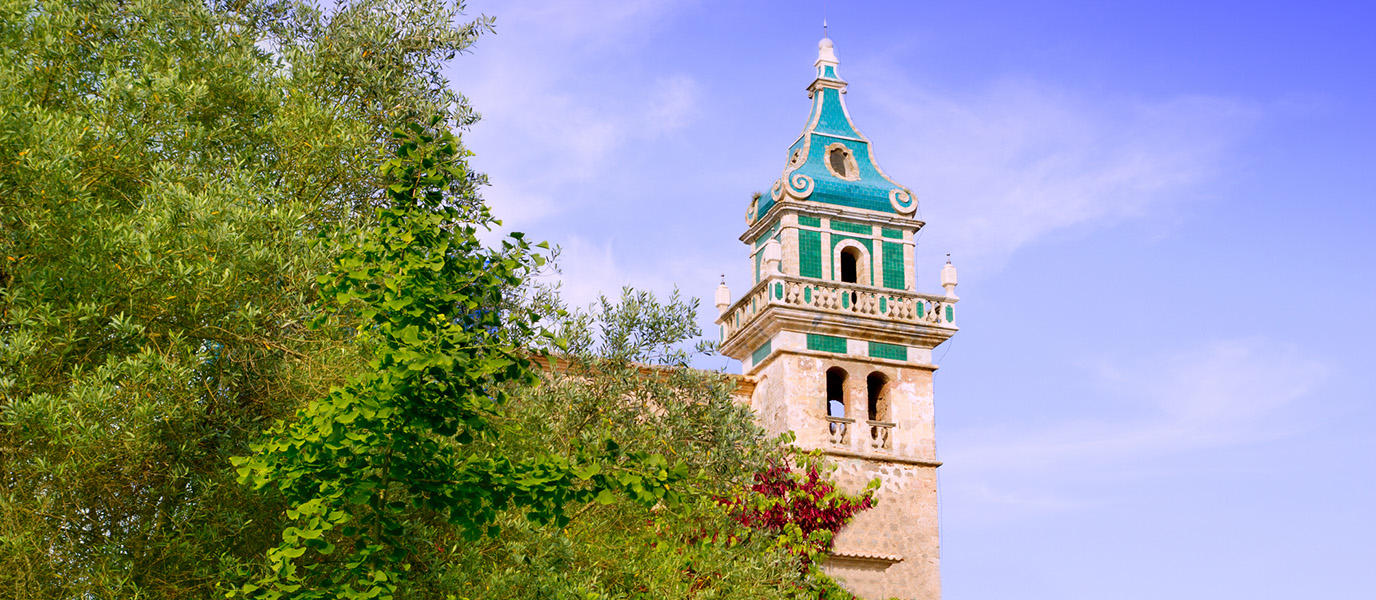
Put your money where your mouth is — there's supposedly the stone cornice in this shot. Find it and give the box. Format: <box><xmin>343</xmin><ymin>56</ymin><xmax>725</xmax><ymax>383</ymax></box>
<box><xmin>740</xmin><ymin>202</ymin><xmax>926</xmax><ymax>244</ymax></box>
<box><xmin>821</xmin><ymin>448</ymin><xmax>942</xmax><ymax>468</ymax></box>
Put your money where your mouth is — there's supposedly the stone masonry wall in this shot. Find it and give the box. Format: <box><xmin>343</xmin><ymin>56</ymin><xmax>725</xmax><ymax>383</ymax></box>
<box><xmin>745</xmin><ymin>351</ymin><xmax>942</xmax><ymax>599</ymax></box>
<box><xmin>826</xmin><ymin>459</ymin><xmax>940</xmax><ymax>600</ymax></box>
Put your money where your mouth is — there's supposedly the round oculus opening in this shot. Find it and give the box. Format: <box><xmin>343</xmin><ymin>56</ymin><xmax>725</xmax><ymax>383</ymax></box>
<box><xmin>829</xmin><ymin>147</ymin><xmax>849</xmax><ymax>178</ymax></box>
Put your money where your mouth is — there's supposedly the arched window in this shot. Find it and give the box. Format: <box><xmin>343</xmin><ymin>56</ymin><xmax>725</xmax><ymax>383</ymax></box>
<box><xmin>840</xmin><ymin>248</ymin><xmax>860</xmax><ymax>284</ymax></box>
<box><xmin>826</xmin><ymin>367</ymin><xmax>847</xmax><ymax>418</ymax></box>
<box><xmin>867</xmin><ymin>372</ymin><xmax>889</xmax><ymax>422</ymax></box>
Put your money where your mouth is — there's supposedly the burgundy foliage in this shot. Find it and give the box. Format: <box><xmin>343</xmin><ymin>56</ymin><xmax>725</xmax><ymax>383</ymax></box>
<box><xmin>723</xmin><ymin>457</ymin><xmax>876</xmax><ymax>564</ymax></box>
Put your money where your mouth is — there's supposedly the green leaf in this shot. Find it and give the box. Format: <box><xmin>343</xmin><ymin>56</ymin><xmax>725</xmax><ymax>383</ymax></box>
<box><xmin>571</xmin><ymin>463</ymin><xmax>601</xmax><ymax>480</ymax></box>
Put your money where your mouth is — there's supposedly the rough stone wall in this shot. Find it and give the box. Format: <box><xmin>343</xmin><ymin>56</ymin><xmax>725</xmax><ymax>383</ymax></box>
<box><xmin>826</xmin><ymin>459</ymin><xmax>940</xmax><ymax>600</ymax></box>
<box><xmin>747</xmin><ymin>351</ymin><xmax>942</xmax><ymax>599</ymax></box>
<box><xmin>748</xmin><ymin>353</ymin><xmax>829</xmax><ymax>447</ymax></box>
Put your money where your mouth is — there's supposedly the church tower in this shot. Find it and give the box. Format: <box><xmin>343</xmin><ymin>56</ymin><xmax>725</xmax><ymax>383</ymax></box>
<box><xmin>715</xmin><ymin>37</ymin><xmax>959</xmax><ymax>600</ymax></box>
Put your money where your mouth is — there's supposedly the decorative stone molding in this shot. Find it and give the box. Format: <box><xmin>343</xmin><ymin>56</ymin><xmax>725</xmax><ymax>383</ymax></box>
<box><xmin>824</xmin><ymin>142</ymin><xmax>861</xmax><ymax>181</ymax></box>
<box><xmin>828</xmin><ymin>550</ymin><xmax>904</xmax><ymax>566</ymax></box>
<box><xmin>888</xmin><ymin>187</ymin><xmax>917</xmax><ymax>214</ymax></box>
<box><xmin>769</xmin><ymin>172</ymin><xmax>816</xmax><ymax>203</ymax></box>
<box><xmin>787</xmin><ymin>172</ymin><xmax>815</xmax><ymax>199</ymax></box>
<box><xmin>822</xmin><ymin>448</ymin><xmax>942</xmax><ymax>468</ymax></box>
<box><xmin>718</xmin><ymin>275</ymin><xmax>958</xmax><ymax>345</ymax></box>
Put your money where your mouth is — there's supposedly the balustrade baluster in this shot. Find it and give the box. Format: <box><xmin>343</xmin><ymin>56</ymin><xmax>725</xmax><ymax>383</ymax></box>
<box><xmin>827</xmin><ymin>416</ymin><xmax>854</xmax><ymax>447</ymax></box>
<box><xmin>719</xmin><ymin>276</ymin><xmax>956</xmax><ymax>336</ymax></box>
<box><xmin>867</xmin><ymin>420</ymin><xmax>894</xmax><ymax>451</ymax></box>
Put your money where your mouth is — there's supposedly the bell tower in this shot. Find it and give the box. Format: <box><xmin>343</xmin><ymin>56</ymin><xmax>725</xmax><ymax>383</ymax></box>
<box><xmin>715</xmin><ymin>37</ymin><xmax>959</xmax><ymax>600</ymax></box>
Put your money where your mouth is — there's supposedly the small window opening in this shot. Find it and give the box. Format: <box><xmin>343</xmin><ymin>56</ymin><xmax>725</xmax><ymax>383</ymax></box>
<box><xmin>840</xmin><ymin>248</ymin><xmax>859</xmax><ymax>284</ymax></box>
<box><xmin>826</xmin><ymin>367</ymin><xmax>847</xmax><ymax>418</ymax></box>
<box><xmin>829</xmin><ymin>148</ymin><xmax>849</xmax><ymax>177</ymax></box>
<box><xmin>867</xmin><ymin>372</ymin><xmax>889</xmax><ymax>422</ymax></box>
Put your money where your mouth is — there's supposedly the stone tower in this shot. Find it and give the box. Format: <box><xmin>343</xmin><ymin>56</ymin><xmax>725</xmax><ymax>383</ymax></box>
<box><xmin>714</xmin><ymin>37</ymin><xmax>959</xmax><ymax>600</ymax></box>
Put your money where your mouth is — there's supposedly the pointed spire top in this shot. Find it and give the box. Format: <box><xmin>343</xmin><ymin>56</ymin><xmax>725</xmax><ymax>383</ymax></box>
<box><xmin>743</xmin><ymin>36</ymin><xmax>918</xmax><ymax>220</ymax></box>
<box><xmin>817</xmin><ymin>35</ymin><xmax>838</xmax><ymax>67</ymax></box>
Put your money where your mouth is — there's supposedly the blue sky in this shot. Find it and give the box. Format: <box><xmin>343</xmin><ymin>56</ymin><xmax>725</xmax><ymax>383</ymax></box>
<box><xmin>447</xmin><ymin>1</ymin><xmax>1375</xmax><ymax>597</ymax></box>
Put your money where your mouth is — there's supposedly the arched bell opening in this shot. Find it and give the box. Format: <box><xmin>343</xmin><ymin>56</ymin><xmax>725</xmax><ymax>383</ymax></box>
<box><xmin>866</xmin><ymin>371</ymin><xmax>895</xmax><ymax>451</ymax></box>
<box><xmin>867</xmin><ymin>372</ymin><xmax>890</xmax><ymax>422</ymax></box>
<box><xmin>826</xmin><ymin>366</ymin><xmax>852</xmax><ymax>446</ymax></box>
<box><xmin>826</xmin><ymin>367</ymin><xmax>848</xmax><ymax>418</ymax></box>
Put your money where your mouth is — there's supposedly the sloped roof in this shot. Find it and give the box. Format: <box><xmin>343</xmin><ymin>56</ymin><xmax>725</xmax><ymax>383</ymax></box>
<box><xmin>751</xmin><ymin>38</ymin><xmax>918</xmax><ymax>223</ymax></box>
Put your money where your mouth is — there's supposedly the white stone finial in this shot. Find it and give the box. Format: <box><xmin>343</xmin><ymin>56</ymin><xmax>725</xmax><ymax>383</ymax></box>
<box><xmin>940</xmin><ymin>254</ymin><xmax>958</xmax><ymax>299</ymax></box>
<box><xmin>714</xmin><ymin>275</ymin><xmax>731</xmax><ymax>315</ymax></box>
<box><xmin>762</xmin><ymin>239</ymin><xmax>783</xmax><ymax>276</ymax></box>
<box><xmin>817</xmin><ymin>36</ymin><xmax>838</xmax><ymax>66</ymax></box>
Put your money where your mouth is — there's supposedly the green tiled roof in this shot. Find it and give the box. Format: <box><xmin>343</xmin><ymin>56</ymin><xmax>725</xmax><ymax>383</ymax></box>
<box><xmin>750</xmin><ymin>41</ymin><xmax>917</xmax><ymax>222</ymax></box>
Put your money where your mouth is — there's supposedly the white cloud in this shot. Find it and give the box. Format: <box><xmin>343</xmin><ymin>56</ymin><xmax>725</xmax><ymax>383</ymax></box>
<box><xmin>468</xmin><ymin>53</ymin><xmax>1260</xmax><ymax>303</ymax></box>
<box><xmin>942</xmin><ymin>338</ymin><xmax>1331</xmax><ymax>515</ymax></box>
<box><xmin>550</xmin><ymin>235</ymin><xmax>689</xmax><ymax>310</ymax></box>
<box><xmin>851</xmin><ymin>72</ymin><xmax>1262</xmax><ymax>274</ymax></box>
<box><xmin>454</xmin><ymin>0</ymin><xmax>700</xmax><ymax>228</ymax></box>
<box><xmin>464</xmin><ymin>68</ymin><xmax>702</xmax><ymax>243</ymax></box>
<box><xmin>549</xmin><ymin>236</ymin><xmax>625</xmax><ymax>309</ymax></box>
<box><xmin>643</xmin><ymin>75</ymin><xmax>699</xmax><ymax>135</ymax></box>
<box><xmin>450</xmin><ymin>3</ymin><xmax>1270</xmax><ymax>370</ymax></box>
<box><xmin>487</xmin><ymin>0</ymin><xmax>686</xmax><ymax>46</ymax></box>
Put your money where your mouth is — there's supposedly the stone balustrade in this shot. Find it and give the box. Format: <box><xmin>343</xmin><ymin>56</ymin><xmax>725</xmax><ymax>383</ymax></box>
<box><xmin>826</xmin><ymin>417</ymin><xmax>896</xmax><ymax>454</ymax></box>
<box><xmin>827</xmin><ymin>416</ymin><xmax>854</xmax><ymax>446</ymax></box>
<box><xmin>867</xmin><ymin>420</ymin><xmax>894</xmax><ymax>451</ymax></box>
<box><xmin>721</xmin><ymin>275</ymin><xmax>957</xmax><ymax>341</ymax></box>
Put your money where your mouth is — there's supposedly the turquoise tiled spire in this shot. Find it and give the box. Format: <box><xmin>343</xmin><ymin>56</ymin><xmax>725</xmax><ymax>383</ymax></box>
<box><xmin>749</xmin><ymin>37</ymin><xmax>918</xmax><ymax>222</ymax></box>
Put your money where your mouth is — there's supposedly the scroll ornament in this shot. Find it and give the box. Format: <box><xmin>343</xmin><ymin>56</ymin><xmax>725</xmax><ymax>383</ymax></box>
<box><xmin>889</xmin><ymin>187</ymin><xmax>917</xmax><ymax>214</ymax></box>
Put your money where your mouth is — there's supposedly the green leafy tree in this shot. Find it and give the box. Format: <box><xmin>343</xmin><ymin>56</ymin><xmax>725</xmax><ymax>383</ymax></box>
<box><xmin>436</xmin><ymin>288</ymin><xmax>877</xmax><ymax>599</ymax></box>
<box><xmin>0</xmin><ymin>1</ymin><xmax>881</xmax><ymax>598</ymax></box>
<box><xmin>0</xmin><ymin>0</ymin><xmax>499</xmax><ymax>597</ymax></box>
<box><xmin>230</xmin><ymin>124</ymin><xmax>687</xmax><ymax>600</ymax></box>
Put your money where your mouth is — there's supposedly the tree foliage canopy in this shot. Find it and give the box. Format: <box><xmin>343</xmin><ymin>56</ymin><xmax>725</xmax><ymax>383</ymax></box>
<box><xmin>230</xmin><ymin>124</ymin><xmax>688</xmax><ymax>600</ymax></box>
<box><xmin>0</xmin><ymin>1</ymin><xmax>880</xmax><ymax>599</ymax></box>
<box><xmin>431</xmin><ymin>287</ymin><xmax>876</xmax><ymax>600</ymax></box>
<box><xmin>0</xmin><ymin>0</ymin><xmax>497</xmax><ymax>596</ymax></box>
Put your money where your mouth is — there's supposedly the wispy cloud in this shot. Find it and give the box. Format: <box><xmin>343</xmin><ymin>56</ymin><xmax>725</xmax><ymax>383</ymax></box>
<box><xmin>643</xmin><ymin>75</ymin><xmax>699</xmax><ymax>135</ymax></box>
<box><xmin>852</xmin><ymin>71</ymin><xmax>1262</xmax><ymax>274</ymax></box>
<box><xmin>942</xmin><ymin>338</ymin><xmax>1331</xmax><ymax>516</ymax></box>
<box><xmin>548</xmin><ymin>236</ymin><xmax>632</xmax><ymax>309</ymax></box>
<box><xmin>455</xmin><ymin>0</ymin><xmax>700</xmax><ymax>228</ymax></box>
<box><xmin>487</xmin><ymin>0</ymin><xmax>687</xmax><ymax>47</ymax></box>
<box><xmin>453</xmin><ymin>2</ymin><xmax>1264</xmax><ymax>336</ymax></box>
